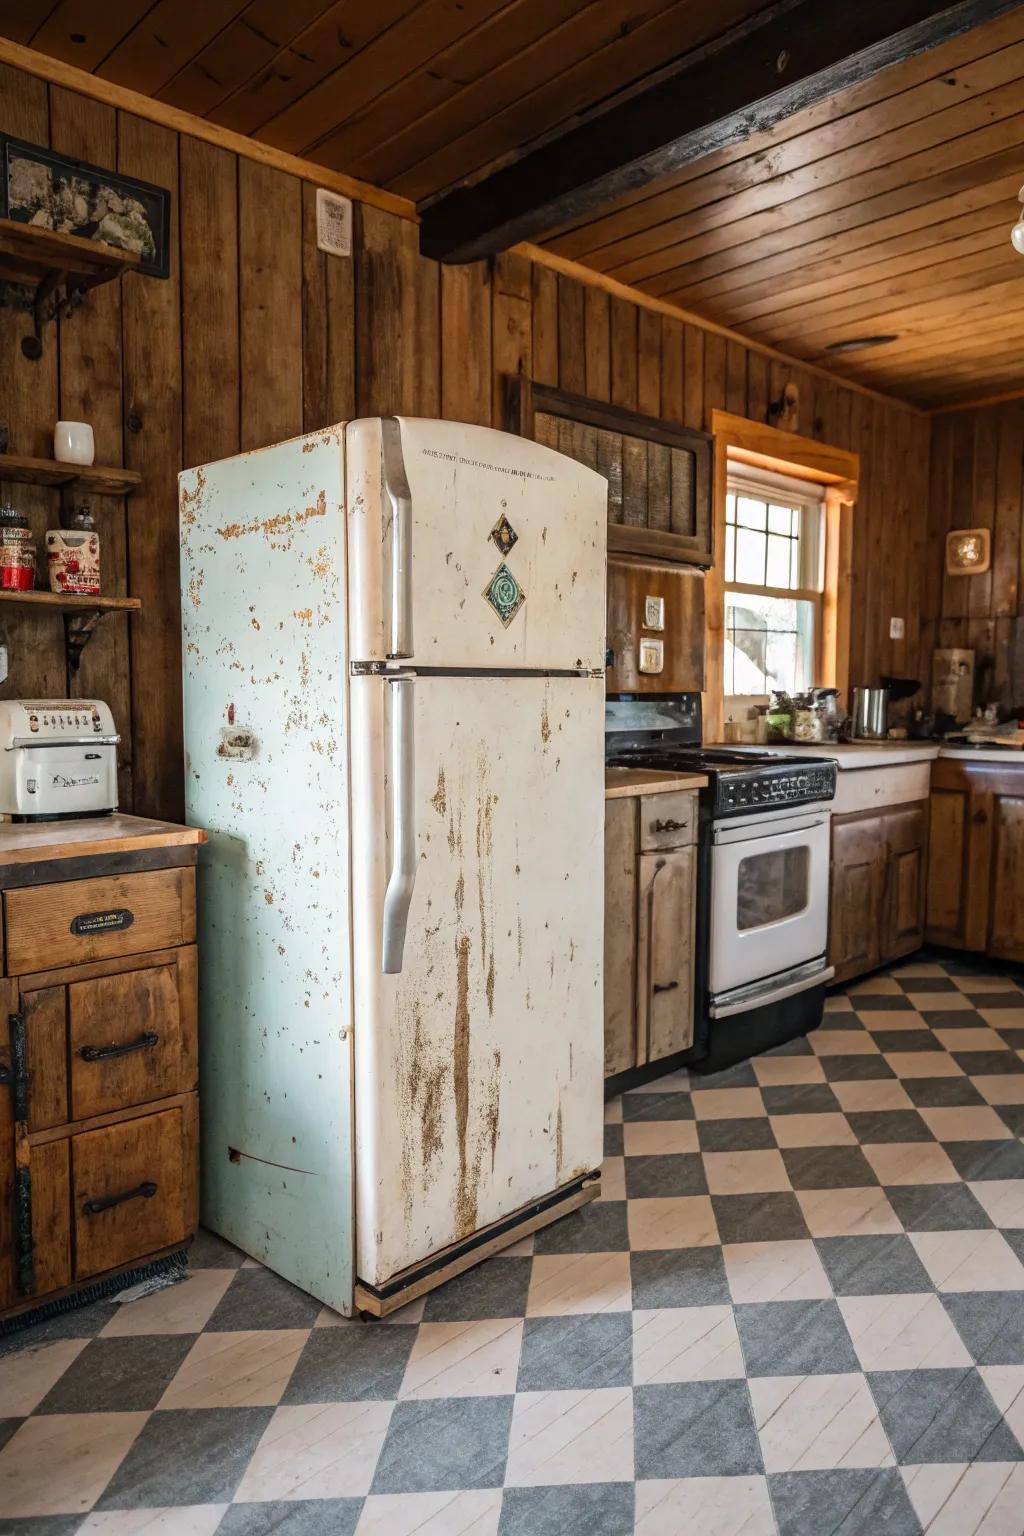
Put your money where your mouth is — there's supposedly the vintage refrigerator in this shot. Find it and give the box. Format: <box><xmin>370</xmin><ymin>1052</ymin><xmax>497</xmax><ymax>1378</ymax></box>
<box><xmin>179</xmin><ymin>417</ymin><xmax>607</xmax><ymax>1315</ymax></box>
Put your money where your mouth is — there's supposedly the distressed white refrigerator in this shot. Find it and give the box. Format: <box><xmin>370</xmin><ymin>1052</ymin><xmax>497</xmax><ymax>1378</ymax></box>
<box><xmin>179</xmin><ymin>417</ymin><xmax>607</xmax><ymax>1315</ymax></box>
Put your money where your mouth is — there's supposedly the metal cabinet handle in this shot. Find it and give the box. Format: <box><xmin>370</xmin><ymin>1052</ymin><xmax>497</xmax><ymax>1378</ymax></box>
<box><xmin>653</xmin><ymin>980</ymin><xmax>679</xmax><ymax>994</ymax></box>
<box><xmin>654</xmin><ymin>818</ymin><xmax>686</xmax><ymax>833</ymax></box>
<box><xmin>382</xmin><ymin>674</ymin><xmax>416</xmax><ymax>974</ymax></box>
<box><xmin>83</xmin><ymin>1181</ymin><xmax>158</xmax><ymax>1216</ymax></box>
<box><xmin>382</xmin><ymin>417</ymin><xmax>413</xmax><ymax>659</ymax></box>
<box><xmin>79</xmin><ymin>1031</ymin><xmax>158</xmax><ymax>1063</ymax></box>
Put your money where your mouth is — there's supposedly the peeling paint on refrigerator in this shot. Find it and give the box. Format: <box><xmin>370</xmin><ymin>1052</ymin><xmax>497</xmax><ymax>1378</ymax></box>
<box><xmin>180</xmin><ymin>418</ymin><xmax>607</xmax><ymax>1314</ymax></box>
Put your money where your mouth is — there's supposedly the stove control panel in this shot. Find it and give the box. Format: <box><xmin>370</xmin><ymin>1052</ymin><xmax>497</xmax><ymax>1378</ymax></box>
<box><xmin>715</xmin><ymin>762</ymin><xmax>837</xmax><ymax>817</ymax></box>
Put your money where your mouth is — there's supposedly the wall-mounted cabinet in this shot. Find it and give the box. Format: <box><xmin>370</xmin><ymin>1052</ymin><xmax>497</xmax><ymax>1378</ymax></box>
<box><xmin>927</xmin><ymin>758</ymin><xmax>1024</xmax><ymax>963</ymax></box>
<box><xmin>505</xmin><ymin>378</ymin><xmax>715</xmax><ymax>568</ymax></box>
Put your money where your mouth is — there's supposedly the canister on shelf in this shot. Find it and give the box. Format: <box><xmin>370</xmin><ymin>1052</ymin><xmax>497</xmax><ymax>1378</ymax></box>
<box><xmin>46</xmin><ymin>503</ymin><xmax>101</xmax><ymax>596</ymax></box>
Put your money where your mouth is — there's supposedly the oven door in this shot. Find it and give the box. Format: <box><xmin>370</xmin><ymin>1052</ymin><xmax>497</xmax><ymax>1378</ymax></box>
<box><xmin>709</xmin><ymin>805</ymin><xmax>831</xmax><ymax>1005</ymax></box>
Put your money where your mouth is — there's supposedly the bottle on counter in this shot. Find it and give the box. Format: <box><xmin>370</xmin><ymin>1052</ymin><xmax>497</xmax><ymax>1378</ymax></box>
<box><xmin>0</xmin><ymin>504</ymin><xmax>35</xmax><ymax>591</ymax></box>
<box><xmin>47</xmin><ymin>503</ymin><xmax>101</xmax><ymax>596</ymax></box>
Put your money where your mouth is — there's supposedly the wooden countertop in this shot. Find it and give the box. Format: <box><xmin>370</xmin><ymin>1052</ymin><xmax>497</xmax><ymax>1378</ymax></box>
<box><xmin>605</xmin><ymin>767</ymin><xmax>707</xmax><ymax>799</ymax></box>
<box><xmin>0</xmin><ymin>814</ymin><xmax>207</xmax><ymax>865</ymax></box>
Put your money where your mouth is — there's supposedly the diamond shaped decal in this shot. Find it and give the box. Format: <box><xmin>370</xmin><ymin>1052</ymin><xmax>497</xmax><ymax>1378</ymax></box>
<box><xmin>483</xmin><ymin>562</ymin><xmax>525</xmax><ymax>628</ymax></box>
<box><xmin>490</xmin><ymin>512</ymin><xmax>519</xmax><ymax>556</ymax></box>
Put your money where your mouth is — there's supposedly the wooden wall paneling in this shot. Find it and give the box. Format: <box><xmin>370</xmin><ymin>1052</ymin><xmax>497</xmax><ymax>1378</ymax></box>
<box><xmin>746</xmin><ymin>351</ymin><xmax>768</xmax><ymax>425</ymax></box>
<box><xmin>413</xmin><ymin>248</ymin><xmax>441</xmax><ymax>419</ymax></box>
<box><xmin>440</xmin><ymin>261</ymin><xmax>491</xmax><ymax>427</ymax></box>
<box><xmin>584</xmin><ymin>286</ymin><xmax>610</xmax><ymax>402</ymax></box>
<box><xmin>0</xmin><ymin>65</ymin><xmax>65</xmax><ymax>706</ymax></box>
<box><xmin>355</xmin><ymin>203</ymin><xmax>419</xmax><ymax>417</ymax></box>
<box><xmin>181</xmin><ymin>138</ymin><xmax>240</xmax><ymax>463</ymax></box>
<box><xmin>557</xmin><ymin>276</ymin><xmax>586</xmax><ymax>396</ymax></box>
<box><xmin>970</xmin><ymin>409</ymin><xmax>998</xmax><ymax>636</ymax></box>
<box><xmin>943</xmin><ymin>412</ymin><xmax>975</xmax><ymax>625</ymax></box>
<box><xmin>703</xmin><ymin>334</ymin><xmax>727</xmax><ymax>423</ymax></box>
<box><xmin>725</xmin><ymin>340</ymin><xmax>746</xmax><ymax>417</ymax></box>
<box><xmin>301</xmin><ymin>178</ymin><xmax>355</xmax><ymax>432</ymax></box>
<box><xmin>530</xmin><ymin>263</ymin><xmax>558</xmax><ymax>387</ymax></box>
<box><xmin>491</xmin><ymin>251</ymin><xmax>532</xmax><ymax>427</ymax></box>
<box><xmin>49</xmin><ymin>85</ymin><xmax>133</xmax><ymax>805</ymax></box>
<box><xmin>119</xmin><ymin>112</ymin><xmax>184</xmax><ymax>822</ymax></box>
<box><xmin>238</xmin><ymin>159</ymin><xmax>303</xmax><ymax>449</ymax></box>
<box><xmin>992</xmin><ymin>402</ymin><xmax>1023</xmax><ymax>620</ymax></box>
<box><xmin>846</xmin><ymin>392</ymin><xmax>868</xmax><ymax>685</ymax></box>
<box><xmin>609</xmin><ymin>297</ymin><xmax>637</xmax><ymax>411</ymax></box>
<box><xmin>660</xmin><ymin>317</ymin><xmax>683</xmax><ymax>425</ymax></box>
<box><xmin>682</xmin><ymin>325</ymin><xmax>704</xmax><ymax>431</ymax></box>
<box><xmin>637</xmin><ymin>308</ymin><xmax>661</xmax><ymax>418</ymax></box>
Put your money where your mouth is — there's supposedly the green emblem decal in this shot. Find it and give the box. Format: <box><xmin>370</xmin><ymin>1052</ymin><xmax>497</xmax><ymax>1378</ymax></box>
<box><xmin>483</xmin><ymin>562</ymin><xmax>525</xmax><ymax>627</ymax></box>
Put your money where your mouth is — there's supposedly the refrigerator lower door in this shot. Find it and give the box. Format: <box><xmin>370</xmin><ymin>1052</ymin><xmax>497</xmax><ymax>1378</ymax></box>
<box><xmin>350</xmin><ymin>672</ymin><xmax>605</xmax><ymax>1289</ymax></box>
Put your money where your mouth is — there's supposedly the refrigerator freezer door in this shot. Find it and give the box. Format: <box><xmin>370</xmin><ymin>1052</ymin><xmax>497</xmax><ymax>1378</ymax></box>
<box><xmin>347</xmin><ymin>417</ymin><xmax>607</xmax><ymax>671</ymax></box>
<box><xmin>350</xmin><ymin>672</ymin><xmax>605</xmax><ymax>1289</ymax></box>
<box><xmin>179</xmin><ymin>428</ymin><xmax>356</xmax><ymax>1312</ymax></box>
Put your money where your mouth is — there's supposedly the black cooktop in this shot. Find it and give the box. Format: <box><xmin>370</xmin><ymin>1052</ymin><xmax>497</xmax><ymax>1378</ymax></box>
<box><xmin>606</xmin><ymin>745</ymin><xmax>830</xmax><ymax>774</ymax></box>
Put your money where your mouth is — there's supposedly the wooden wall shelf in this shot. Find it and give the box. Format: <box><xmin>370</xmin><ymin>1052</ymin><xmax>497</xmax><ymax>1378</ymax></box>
<box><xmin>0</xmin><ymin>218</ymin><xmax>141</xmax><ymax>360</ymax></box>
<box><xmin>0</xmin><ymin>453</ymin><xmax>141</xmax><ymax>497</ymax></box>
<box><xmin>0</xmin><ymin>590</ymin><xmax>142</xmax><ymax>673</ymax></box>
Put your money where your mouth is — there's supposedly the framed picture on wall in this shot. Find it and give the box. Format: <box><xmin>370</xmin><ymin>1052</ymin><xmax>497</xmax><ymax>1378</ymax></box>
<box><xmin>0</xmin><ymin>134</ymin><xmax>171</xmax><ymax>279</ymax></box>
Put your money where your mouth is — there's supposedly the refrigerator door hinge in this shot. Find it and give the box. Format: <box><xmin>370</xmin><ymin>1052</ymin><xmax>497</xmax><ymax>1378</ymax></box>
<box><xmin>351</xmin><ymin>661</ymin><xmax>391</xmax><ymax>675</ymax></box>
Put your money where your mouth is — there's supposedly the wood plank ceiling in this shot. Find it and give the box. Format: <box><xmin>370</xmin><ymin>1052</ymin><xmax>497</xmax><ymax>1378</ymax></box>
<box><xmin>4</xmin><ymin>1</ymin><xmax>1024</xmax><ymax>409</ymax></box>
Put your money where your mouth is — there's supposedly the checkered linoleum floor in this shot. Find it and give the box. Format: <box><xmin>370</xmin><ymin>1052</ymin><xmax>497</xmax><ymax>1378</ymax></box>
<box><xmin>7</xmin><ymin>960</ymin><xmax>1024</xmax><ymax>1532</ymax></box>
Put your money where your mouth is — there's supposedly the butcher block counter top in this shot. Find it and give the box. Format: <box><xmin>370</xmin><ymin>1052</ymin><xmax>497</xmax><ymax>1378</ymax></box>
<box><xmin>605</xmin><ymin>768</ymin><xmax>708</xmax><ymax>798</ymax></box>
<box><xmin>0</xmin><ymin>814</ymin><xmax>206</xmax><ymax>867</ymax></box>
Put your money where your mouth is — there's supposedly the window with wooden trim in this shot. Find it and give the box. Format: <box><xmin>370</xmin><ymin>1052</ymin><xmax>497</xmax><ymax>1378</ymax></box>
<box><xmin>724</xmin><ymin>462</ymin><xmax>825</xmax><ymax>698</ymax></box>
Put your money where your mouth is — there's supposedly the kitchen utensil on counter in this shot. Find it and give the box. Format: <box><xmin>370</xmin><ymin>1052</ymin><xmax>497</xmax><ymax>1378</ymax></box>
<box><xmin>852</xmin><ymin>686</ymin><xmax>889</xmax><ymax>739</ymax></box>
<box><xmin>53</xmin><ymin>420</ymin><xmax>94</xmax><ymax>466</ymax></box>
<box><xmin>0</xmin><ymin>700</ymin><xmax>118</xmax><ymax>818</ymax></box>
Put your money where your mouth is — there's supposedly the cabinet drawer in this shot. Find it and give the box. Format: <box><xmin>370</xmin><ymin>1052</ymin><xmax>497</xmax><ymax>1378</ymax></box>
<box><xmin>638</xmin><ymin>791</ymin><xmax>697</xmax><ymax>850</ymax></box>
<box><xmin>5</xmin><ymin>869</ymin><xmax>195</xmax><ymax>975</ymax></box>
<box><xmin>72</xmin><ymin>1107</ymin><xmax>189</xmax><ymax>1279</ymax></box>
<box><xmin>69</xmin><ymin>956</ymin><xmax>196</xmax><ymax>1120</ymax></box>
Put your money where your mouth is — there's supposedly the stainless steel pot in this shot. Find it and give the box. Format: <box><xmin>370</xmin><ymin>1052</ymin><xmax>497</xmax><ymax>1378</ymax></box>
<box><xmin>852</xmin><ymin>687</ymin><xmax>889</xmax><ymax>739</ymax></box>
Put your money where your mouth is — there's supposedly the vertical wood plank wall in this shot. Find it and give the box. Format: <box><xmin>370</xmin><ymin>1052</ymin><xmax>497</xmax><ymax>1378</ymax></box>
<box><xmin>0</xmin><ymin>64</ymin><xmax>929</xmax><ymax>820</ymax></box>
<box><xmin>926</xmin><ymin>403</ymin><xmax>1024</xmax><ymax>706</ymax></box>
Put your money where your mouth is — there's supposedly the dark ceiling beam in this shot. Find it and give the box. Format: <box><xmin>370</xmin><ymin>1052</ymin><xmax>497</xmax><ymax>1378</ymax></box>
<box><xmin>419</xmin><ymin>0</ymin><xmax>1022</xmax><ymax>264</ymax></box>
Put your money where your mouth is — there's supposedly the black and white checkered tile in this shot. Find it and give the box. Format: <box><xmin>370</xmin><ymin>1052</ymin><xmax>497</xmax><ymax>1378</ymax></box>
<box><xmin>4</xmin><ymin>955</ymin><xmax>1024</xmax><ymax>1534</ymax></box>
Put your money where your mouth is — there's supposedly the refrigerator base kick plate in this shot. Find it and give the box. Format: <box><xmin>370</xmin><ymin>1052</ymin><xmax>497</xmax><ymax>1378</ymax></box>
<box><xmin>353</xmin><ymin>1173</ymin><xmax>599</xmax><ymax>1318</ymax></box>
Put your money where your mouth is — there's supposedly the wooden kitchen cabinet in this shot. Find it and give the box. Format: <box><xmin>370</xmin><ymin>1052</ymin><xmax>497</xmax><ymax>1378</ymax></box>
<box><xmin>829</xmin><ymin>804</ymin><xmax>927</xmax><ymax>985</ymax></box>
<box><xmin>0</xmin><ymin>817</ymin><xmax>205</xmax><ymax>1321</ymax></box>
<box><xmin>927</xmin><ymin>758</ymin><xmax>1024</xmax><ymax>962</ymax></box>
<box><xmin>603</xmin><ymin>788</ymin><xmax>698</xmax><ymax>1079</ymax></box>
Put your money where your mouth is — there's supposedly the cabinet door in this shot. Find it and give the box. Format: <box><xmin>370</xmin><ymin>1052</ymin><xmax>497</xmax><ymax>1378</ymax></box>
<box><xmin>69</xmin><ymin>954</ymin><xmax>197</xmax><ymax>1120</ymax></box>
<box><xmin>0</xmin><ymin>1007</ymin><xmax>71</xmax><ymax>1312</ymax></box>
<box><xmin>926</xmin><ymin>787</ymin><xmax>970</xmax><ymax>947</ymax></box>
<box><xmin>829</xmin><ymin>815</ymin><xmax>884</xmax><ymax>984</ymax></box>
<box><xmin>883</xmin><ymin>805</ymin><xmax>927</xmax><ymax>962</ymax></box>
<box><xmin>637</xmin><ymin>848</ymin><xmax>696</xmax><ymax>1063</ymax></box>
<box><xmin>72</xmin><ymin>1105</ymin><xmax>191</xmax><ymax>1280</ymax></box>
<box><xmin>604</xmin><ymin>800</ymin><xmax>638</xmax><ymax>1076</ymax></box>
<box><xmin>989</xmin><ymin>792</ymin><xmax>1024</xmax><ymax>963</ymax></box>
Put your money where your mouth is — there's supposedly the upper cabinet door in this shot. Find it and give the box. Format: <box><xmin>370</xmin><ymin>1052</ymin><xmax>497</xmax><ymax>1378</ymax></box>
<box><xmin>346</xmin><ymin>417</ymin><xmax>607</xmax><ymax>670</ymax></box>
<box><xmin>505</xmin><ymin>380</ymin><xmax>715</xmax><ymax>569</ymax></box>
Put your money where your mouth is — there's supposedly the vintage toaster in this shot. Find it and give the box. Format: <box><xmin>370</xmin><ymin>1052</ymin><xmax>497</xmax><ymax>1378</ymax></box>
<box><xmin>0</xmin><ymin>700</ymin><xmax>119</xmax><ymax>820</ymax></box>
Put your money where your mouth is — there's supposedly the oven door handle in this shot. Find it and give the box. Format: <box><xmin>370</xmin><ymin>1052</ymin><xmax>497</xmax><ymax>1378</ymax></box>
<box><xmin>713</xmin><ymin>812</ymin><xmax>830</xmax><ymax>845</ymax></box>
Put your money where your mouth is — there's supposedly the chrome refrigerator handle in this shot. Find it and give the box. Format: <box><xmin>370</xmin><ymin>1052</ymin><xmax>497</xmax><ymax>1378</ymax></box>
<box><xmin>381</xmin><ymin>416</ymin><xmax>413</xmax><ymax>659</ymax></box>
<box><xmin>382</xmin><ymin>674</ymin><xmax>416</xmax><ymax>973</ymax></box>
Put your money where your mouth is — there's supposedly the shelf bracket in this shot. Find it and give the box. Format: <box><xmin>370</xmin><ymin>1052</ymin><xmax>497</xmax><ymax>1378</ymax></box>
<box><xmin>64</xmin><ymin>608</ymin><xmax>107</xmax><ymax>673</ymax></box>
<box><xmin>0</xmin><ymin>270</ymin><xmax>107</xmax><ymax>361</ymax></box>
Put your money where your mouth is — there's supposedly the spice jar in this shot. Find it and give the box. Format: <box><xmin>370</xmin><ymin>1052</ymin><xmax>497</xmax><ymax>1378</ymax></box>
<box><xmin>0</xmin><ymin>506</ymin><xmax>35</xmax><ymax>590</ymax></box>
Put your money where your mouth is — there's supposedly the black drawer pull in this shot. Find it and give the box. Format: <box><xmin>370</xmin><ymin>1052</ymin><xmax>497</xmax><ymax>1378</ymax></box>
<box><xmin>653</xmin><ymin>980</ymin><xmax>680</xmax><ymax>994</ymax></box>
<box><xmin>83</xmin><ymin>1180</ymin><xmax>158</xmax><ymax>1216</ymax></box>
<box><xmin>653</xmin><ymin>818</ymin><xmax>686</xmax><ymax>832</ymax></box>
<box><xmin>79</xmin><ymin>1031</ymin><xmax>159</xmax><ymax>1063</ymax></box>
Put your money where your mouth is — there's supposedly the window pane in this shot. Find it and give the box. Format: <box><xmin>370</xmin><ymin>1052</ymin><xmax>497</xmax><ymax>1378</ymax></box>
<box><xmin>791</xmin><ymin>539</ymin><xmax>801</xmax><ymax>590</ymax></box>
<box><xmin>735</xmin><ymin>527</ymin><xmax>766</xmax><ymax>584</ymax></box>
<box><xmin>736</xmin><ymin>496</ymin><xmax>767</xmax><ymax>530</ymax></box>
<box><xmin>768</xmin><ymin>504</ymin><xmax>794</xmax><ymax>536</ymax></box>
<box><xmin>766</xmin><ymin>533</ymin><xmax>794</xmax><ymax>589</ymax></box>
<box><xmin>725</xmin><ymin>524</ymin><xmax>735</xmax><ymax>583</ymax></box>
<box><xmin>724</xmin><ymin>592</ymin><xmax>815</xmax><ymax>696</ymax></box>
<box><xmin>726</xmin><ymin>491</ymin><xmax>737</xmax><ymax>525</ymax></box>
<box><xmin>737</xmin><ymin>847</ymin><xmax>809</xmax><ymax>931</ymax></box>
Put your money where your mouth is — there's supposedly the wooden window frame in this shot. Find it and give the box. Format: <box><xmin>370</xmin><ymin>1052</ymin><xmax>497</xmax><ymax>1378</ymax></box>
<box><xmin>706</xmin><ymin>411</ymin><xmax>859</xmax><ymax>742</ymax></box>
<box><xmin>503</xmin><ymin>375</ymin><xmax>715</xmax><ymax>568</ymax></box>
